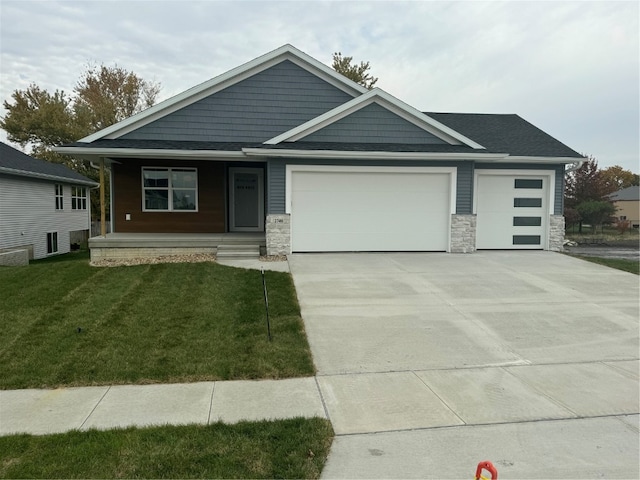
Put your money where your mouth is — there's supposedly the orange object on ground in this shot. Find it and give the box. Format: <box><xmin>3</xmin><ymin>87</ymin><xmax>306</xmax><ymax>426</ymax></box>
<box><xmin>475</xmin><ymin>460</ymin><xmax>498</xmax><ymax>480</ymax></box>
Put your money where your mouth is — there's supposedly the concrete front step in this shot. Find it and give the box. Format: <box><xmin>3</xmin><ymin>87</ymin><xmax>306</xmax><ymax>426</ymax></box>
<box><xmin>216</xmin><ymin>244</ymin><xmax>261</xmax><ymax>259</ymax></box>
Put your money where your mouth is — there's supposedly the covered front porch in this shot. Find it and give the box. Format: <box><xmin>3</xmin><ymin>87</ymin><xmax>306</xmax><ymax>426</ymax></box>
<box><xmin>88</xmin><ymin>232</ymin><xmax>266</xmax><ymax>261</ymax></box>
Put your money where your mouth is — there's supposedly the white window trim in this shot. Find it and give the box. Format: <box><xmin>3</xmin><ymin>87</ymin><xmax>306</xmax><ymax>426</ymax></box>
<box><xmin>71</xmin><ymin>186</ymin><xmax>87</xmax><ymax>210</ymax></box>
<box><xmin>55</xmin><ymin>184</ymin><xmax>64</xmax><ymax>210</ymax></box>
<box><xmin>46</xmin><ymin>231</ymin><xmax>58</xmax><ymax>255</ymax></box>
<box><xmin>141</xmin><ymin>167</ymin><xmax>199</xmax><ymax>212</ymax></box>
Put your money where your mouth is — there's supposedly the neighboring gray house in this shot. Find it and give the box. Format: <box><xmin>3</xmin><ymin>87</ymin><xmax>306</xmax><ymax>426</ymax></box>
<box><xmin>56</xmin><ymin>45</ymin><xmax>584</xmax><ymax>261</ymax></box>
<box><xmin>0</xmin><ymin>142</ymin><xmax>98</xmax><ymax>260</ymax></box>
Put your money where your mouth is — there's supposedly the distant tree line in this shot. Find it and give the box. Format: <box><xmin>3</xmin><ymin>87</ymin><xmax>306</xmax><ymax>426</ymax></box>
<box><xmin>564</xmin><ymin>156</ymin><xmax>639</xmax><ymax>233</ymax></box>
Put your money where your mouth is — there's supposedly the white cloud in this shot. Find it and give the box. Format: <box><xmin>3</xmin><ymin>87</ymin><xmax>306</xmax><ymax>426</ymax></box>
<box><xmin>1</xmin><ymin>0</ymin><xmax>637</xmax><ymax>171</ymax></box>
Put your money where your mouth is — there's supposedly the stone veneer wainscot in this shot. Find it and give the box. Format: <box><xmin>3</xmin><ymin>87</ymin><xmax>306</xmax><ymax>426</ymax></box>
<box><xmin>266</xmin><ymin>214</ymin><xmax>291</xmax><ymax>256</ymax></box>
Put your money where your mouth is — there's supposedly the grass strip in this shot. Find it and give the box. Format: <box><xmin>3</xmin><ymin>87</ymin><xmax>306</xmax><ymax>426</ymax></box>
<box><xmin>0</xmin><ymin>417</ymin><xmax>334</xmax><ymax>479</ymax></box>
<box><xmin>570</xmin><ymin>255</ymin><xmax>639</xmax><ymax>275</ymax></box>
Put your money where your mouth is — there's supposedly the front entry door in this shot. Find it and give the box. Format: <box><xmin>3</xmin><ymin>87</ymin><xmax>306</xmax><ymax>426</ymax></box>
<box><xmin>229</xmin><ymin>168</ymin><xmax>264</xmax><ymax>232</ymax></box>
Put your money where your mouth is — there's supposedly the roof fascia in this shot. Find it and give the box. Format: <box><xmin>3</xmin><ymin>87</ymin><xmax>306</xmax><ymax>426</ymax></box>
<box><xmin>243</xmin><ymin>147</ymin><xmax>506</xmax><ymax>161</ymax></box>
<box><xmin>79</xmin><ymin>45</ymin><xmax>367</xmax><ymax>143</ymax></box>
<box><xmin>495</xmin><ymin>155</ymin><xmax>587</xmax><ymax>164</ymax></box>
<box><xmin>264</xmin><ymin>88</ymin><xmax>486</xmax><ymax>149</ymax></box>
<box><xmin>0</xmin><ymin>166</ymin><xmax>98</xmax><ymax>186</ymax></box>
<box><xmin>54</xmin><ymin>146</ymin><xmax>253</xmax><ymax>161</ymax></box>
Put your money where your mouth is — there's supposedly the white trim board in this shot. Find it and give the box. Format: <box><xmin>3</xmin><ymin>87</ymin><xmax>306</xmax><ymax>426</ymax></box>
<box><xmin>244</xmin><ymin>148</ymin><xmax>506</xmax><ymax>161</ymax></box>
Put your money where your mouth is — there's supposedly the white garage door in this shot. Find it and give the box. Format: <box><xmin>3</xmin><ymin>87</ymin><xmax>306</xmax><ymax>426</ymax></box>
<box><xmin>290</xmin><ymin>169</ymin><xmax>452</xmax><ymax>252</ymax></box>
<box><xmin>476</xmin><ymin>174</ymin><xmax>549</xmax><ymax>249</ymax></box>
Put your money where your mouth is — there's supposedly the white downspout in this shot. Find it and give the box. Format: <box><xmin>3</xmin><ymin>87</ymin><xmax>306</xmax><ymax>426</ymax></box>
<box><xmin>564</xmin><ymin>159</ymin><xmax>585</xmax><ymax>174</ymax></box>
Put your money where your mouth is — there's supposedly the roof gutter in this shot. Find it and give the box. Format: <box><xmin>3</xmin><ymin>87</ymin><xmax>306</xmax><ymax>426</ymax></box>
<box><xmin>54</xmin><ymin>146</ymin><xmax>248</xmax><ymax>159</ymax></box>
<box><xmin>242</xmin><ymin>148</ymin><xmax>509</xmax><ymax>161</ymax></box>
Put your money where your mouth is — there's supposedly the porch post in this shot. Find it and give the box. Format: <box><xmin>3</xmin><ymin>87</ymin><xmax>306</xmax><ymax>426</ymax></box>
<box><xmin>100</xmin><ymin>158</ymin><xmax>106</xmax><ymax>236</ymax></box>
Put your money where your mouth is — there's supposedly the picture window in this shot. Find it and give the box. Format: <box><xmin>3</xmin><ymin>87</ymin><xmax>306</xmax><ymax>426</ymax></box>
<box><xmin>142</xmin><ymin>168</ymin><xmax>198</xmax><ymax>211</ymax></box>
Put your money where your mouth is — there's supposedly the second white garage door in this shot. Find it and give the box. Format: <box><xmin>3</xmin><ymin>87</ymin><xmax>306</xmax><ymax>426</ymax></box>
<box><xmin>475</xmin><ymin>172</ymin><xmax>551</xmax><ymax>249</ymax></box>
<box><xmin>289</xmin><ymin>167</ymin><xmax>453</xmax><ymax>252</ymax></box>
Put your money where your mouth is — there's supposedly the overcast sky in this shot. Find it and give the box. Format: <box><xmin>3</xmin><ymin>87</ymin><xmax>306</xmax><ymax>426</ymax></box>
<box><xmin>1</xmin><ymin>0</ymin><xmax>638</xmax><ymax>172</ymax></box>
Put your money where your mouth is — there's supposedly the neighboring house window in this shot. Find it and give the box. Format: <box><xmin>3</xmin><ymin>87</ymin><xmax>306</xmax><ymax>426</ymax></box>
<box><xmin>55</xmin><ymin>184</ymin><xmax>63</xmax><ymax>210</ymax></box>
<box><xmin>47</xmin><ymin>232</ymin><xmax>58</xmax><ymax>254</ymax></box>
<box><xmin>142</xmin><ymin>168</ymin><xmax>198</xmax><ymax>211</ymax></box>
<box><xmin>71</xmin><ymin>187</ymin><xmax>87</xmax><ymax>210</ymax></box>
<box><xmin>619</xmin><ymin>215</ymin><xmax>627</xmax><ymax>220</ymax></box>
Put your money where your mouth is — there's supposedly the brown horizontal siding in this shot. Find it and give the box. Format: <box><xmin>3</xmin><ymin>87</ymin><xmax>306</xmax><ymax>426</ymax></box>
<box><xmin>113</xmin><ymin>159</ymin><xmax>225</xmax><ymax>233</ymax></box>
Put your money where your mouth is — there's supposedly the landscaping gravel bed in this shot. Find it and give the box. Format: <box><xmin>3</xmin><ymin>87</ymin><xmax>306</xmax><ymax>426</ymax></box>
<box><xmin>91</xmin><ymin>254</ymin><xmax>288</xmax><ymax>267</ymax></box>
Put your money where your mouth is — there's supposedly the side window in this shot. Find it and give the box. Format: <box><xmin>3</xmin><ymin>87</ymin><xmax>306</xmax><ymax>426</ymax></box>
<box><xmin>47</xmin><ymin>232</ymin><xmax>58</xmax><ymax>254</ymax></box>
<box><xmin>72</xmin><ymin>187</ymin><xmax>87</xmax><ymax>210</ymax></box>
<box><xmin>55</xmin><ymin>184</ymin><xmax>63</xmax><ymax>210</ymax></box>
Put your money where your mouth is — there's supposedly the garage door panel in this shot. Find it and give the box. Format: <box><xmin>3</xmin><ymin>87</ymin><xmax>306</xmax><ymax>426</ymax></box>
<box><xmin>476</xmin><ymin>174</ymin><xmax>548</xmax><ymax>250</ymax></box>
<box><xmin>291</xmin><ymin>170</ymin><xmax>450</xmax><ymax>252</ymax></box>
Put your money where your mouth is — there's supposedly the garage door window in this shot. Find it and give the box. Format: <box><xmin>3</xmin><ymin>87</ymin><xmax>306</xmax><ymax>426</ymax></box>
<box><xmin>514</xmin><ymin>198</ymin><xmax>542</xmax><ymax>208</ymax></box>
<box><xmin>513</xmin><ymin>235</ymin><xmax>541</xmax><ymax>245</ymax></box>
<box><xmin>513</xmin><ymin>216</ymin><xmax>542</xmax><ymax>226</ymax></box>
<box><xmin>514</xmin><ymin>179</ymin><xmax>543</xmax><ymax>189</ymax></box>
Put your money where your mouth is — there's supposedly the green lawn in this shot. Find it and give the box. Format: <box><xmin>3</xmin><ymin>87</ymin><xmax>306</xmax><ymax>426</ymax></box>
<box><xmin>0</xmin><ymin>418</ymin><xmax>334</xmax><ymax>479</ymax></box>
<box><xmin>570</xmin><ymin>255</ymin><xmax>640</xmax><ymax>275</ymax></box>
<box><xmin>0</xmin><ymin>252</ymin><xmax>315</xmax><ymax>389</ymax></box>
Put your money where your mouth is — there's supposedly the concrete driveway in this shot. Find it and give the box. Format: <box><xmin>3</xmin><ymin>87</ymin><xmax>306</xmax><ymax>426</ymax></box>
<box><xmin>288</xmin><ymin>252</ymin><xmax>639</xmax><ymax>479</ymax></box>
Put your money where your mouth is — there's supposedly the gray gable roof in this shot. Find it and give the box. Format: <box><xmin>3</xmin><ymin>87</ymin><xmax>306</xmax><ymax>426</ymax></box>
<box><xmin>53</xmin><ymin>45</ymin><xmax>584</xmax><ymax>162</ymax></box>
<box><xmin>61</xmin><ymin>113</ymin><xmax>584</xmax><ymax>160</ymax></box>
<box><xmin>610</xmin><ymin>185</ymin><xmax>640</xmax><ymax>201</ymax></box>
<box><xmin>425</xmin><ymin>113</ymin><xmax>583</xmax><ymax>158</ymax></box>
<box><xmin>0</xmin><ymin>142</ymin><xmax>98</xmax><ymax>186</ymax></box>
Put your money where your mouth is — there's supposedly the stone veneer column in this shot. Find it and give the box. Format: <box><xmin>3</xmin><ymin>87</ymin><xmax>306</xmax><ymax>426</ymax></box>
<box><xmin>266</xmin><ymin>214</ymin><xmax>291</xmax><ymax>256</ymax></box>
<box><xmin>450</xmin><ymin>214</ymin><xmax>477</xmax><ymax>253</ymax></box>
<box><xmin>549</xmin><ymin>215</ymin><xmax>565</xmax><ymax>251</ymax></box>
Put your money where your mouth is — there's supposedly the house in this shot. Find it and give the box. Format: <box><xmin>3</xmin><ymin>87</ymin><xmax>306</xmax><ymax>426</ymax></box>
<box><xmin>610</xmin><ymin>185</ymin><xmax>640</xmax><ymax>229</ymax></box>
<box><xmin>55</xmin><ymin>44</ymin><xmax>584</xmax><ymax>261</ymax></box>
<box><xmin>0</xmin><ymin>142</ymin><xmax>98</xmax><ymax>263</ymax></box>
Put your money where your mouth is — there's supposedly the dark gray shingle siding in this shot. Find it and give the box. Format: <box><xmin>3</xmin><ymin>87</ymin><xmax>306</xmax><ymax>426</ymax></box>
<box><xmin>267</xmin><ymin>160</ymin><xmax>286</xmax><ymax>214</ymax></box>
<box><xmin>456</xmin><ymin>162</ymin><xmax>474</xmax><ymax>214</ymax></box>
<box><xmin>122</xmin><ymin>60</ymin><xmax>354</xmax><ymax>143</ymax></box>
<box><xmin>301</xmin><ymin>103</ymin><xmax>447</xmax><ymax>144</ymax></box>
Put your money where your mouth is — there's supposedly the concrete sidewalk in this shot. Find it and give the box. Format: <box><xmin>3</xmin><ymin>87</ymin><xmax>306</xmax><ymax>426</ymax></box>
<box><xmin>0</xmin><ymin>377</ymin><xmax>325</xmax><ymax>436</ymax></box>
<box><xmin>3</xmin><ymin>360</ymin><xmax>637</xmax><ymax>437</ymax></box>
